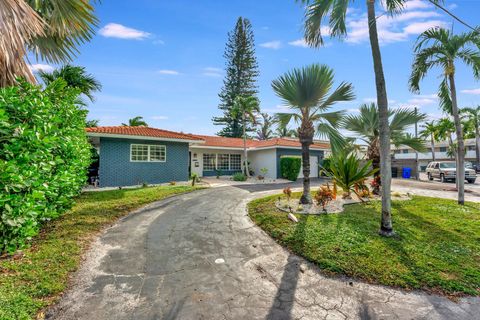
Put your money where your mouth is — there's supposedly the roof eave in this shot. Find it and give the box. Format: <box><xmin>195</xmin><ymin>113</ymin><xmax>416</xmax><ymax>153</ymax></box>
<box><xmin>86</xmin><ymin>132</ymin><xmax>205</xmax><ymax>144</ymax></box>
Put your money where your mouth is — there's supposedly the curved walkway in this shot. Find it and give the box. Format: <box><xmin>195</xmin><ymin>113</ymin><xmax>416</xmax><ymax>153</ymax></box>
<box><xmin>49</xmin><ymin>186</ymin><xmax>479</xmax><ymax>320</ymax></box>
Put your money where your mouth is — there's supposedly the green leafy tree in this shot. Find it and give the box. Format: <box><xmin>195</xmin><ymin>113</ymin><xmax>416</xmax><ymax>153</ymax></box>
<box><xmin>212</xmin><ymin>17</ymin><xmax>259</xmax><ymax>137</ymax></box>
<box><xmin>272</xmin><ymin>63</ymin><xmax>355</xmax><ymax>204</ymax></box>
<box><xmin>420</xmin><ymin>121</ymin><xmax>440</xmax><ymax>161</ymax></box>
<box><xmin>38</xmin><ymin>65</ymin><xmax>101</xmax><ymax>103</ymax></box>
<box><xmin>0</xmin><ymin>80</ymin><xmax>91</xmax><ymax>252</ymax></box>
<box><xmin>122</xmin><ymin>116</ymin><xmax>148</xmax><ymax>127</ymax></box>
<box><xmin>231</xmin><ymin>95</ymin><xmax>260</xmax><ymax>177</ymax></box>
<box><xmin>461</xmin><ymin>106</ymin><xmax>480</xmax><ymax>164</ymax></box>
<box><xmin>341</xmin><ymin>103</ymin><xmax>426</xmax><ymax>171</ymax></box>
<box><xmin>0</xmin><ymin>0</ymin><xmax>98</xmax><ymax>87</ymax></box>
<box><xmin>256</xmin><ymin>113</ymin><xmax>275</xmax><ymax>140</ymax></box>
<box><xmin>409</xmin><ymin>27</ymin><xmax>480</xmax><ymax>205</ymax></box>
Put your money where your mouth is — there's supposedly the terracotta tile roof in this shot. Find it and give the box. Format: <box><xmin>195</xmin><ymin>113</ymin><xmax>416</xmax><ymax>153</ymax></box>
<box><xmin>86</xmin><ymin>126</ymin><xmax>204</xmax><ymax>141</ymax></box>
<box><xmin>192</xmin><ymin>135</ymin><xmax>329</xmax><ymax>150</ymax></box>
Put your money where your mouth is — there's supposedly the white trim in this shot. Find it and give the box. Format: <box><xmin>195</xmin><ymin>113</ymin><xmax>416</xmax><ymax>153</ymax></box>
<box><xmin>250</xmin><ymin>146</ymin><xmax>328</xmax><ymax>151</ymax></box>
<box><xmin>130</xmin><ymin>144</ymin><xmax>166</xmax><ymax>162</ymax></box>
<box><xmin>87</xmin><ymin>132</ymin><xmax>203</xmax><ymax>144</ymax></box>
<box><xmin>191</xmin><ymin>145</ymin><xmax>328</xmax><ymax>152</ymax></box>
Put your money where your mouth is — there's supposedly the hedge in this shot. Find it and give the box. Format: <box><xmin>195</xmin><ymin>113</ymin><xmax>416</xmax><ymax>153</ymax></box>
<box><xmin>0</xmin><ymin>80</ymin><xmax>91</xmax><ymax>253</ymax></box>
<box><xmin>280</xmin><ymin>157</ymin><xmax>301</xmax><ymax>181</ymax></box>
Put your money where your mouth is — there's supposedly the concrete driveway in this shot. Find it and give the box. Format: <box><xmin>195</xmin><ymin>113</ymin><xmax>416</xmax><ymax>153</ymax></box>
<box><xmin>49</xmin><ymin>186</ymin><xmax>479</xmax><ymax>320</ymax></box>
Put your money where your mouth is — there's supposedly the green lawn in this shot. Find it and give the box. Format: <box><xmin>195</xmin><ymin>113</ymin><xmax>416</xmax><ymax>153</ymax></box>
<box><xmin>0</xmin><ymin>185</ymin><xmax>202</xmax><ymax>320</ymax></box>
<box><xmin>248</xmin><ymin>194</ymin><xmax>480</xmax><ymax>297</ymax></box>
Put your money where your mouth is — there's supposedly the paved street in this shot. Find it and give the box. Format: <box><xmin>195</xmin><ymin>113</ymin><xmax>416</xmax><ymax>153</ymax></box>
<box><xmin>49</xmin><ymin>186</ymin><xmax>479</xmax><ymax>320</ymax></box>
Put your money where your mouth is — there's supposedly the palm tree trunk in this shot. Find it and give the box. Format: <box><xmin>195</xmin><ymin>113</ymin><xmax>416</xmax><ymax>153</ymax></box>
<box><xmin>243</xmin><ymin>112</ymin><xmax>250</xmax><ymax>177</ymax></box>
<box><xmin>367</xmin><ymin>0</ymin><xmax>393</xmax><ymax>236</ymax></box>
<box><xmin>431</xmin><ymin>135</ymin><xmax>436</xmax><ymax>161</ymax></box>
<box><xmin>299</xmin><ymin>120</ymin><xmax>314</xmax><ymax>204</ymax></box>
<box><xmin>448</xmin><ymin>73</ymin><xmax>465</xmax><ymax>205</ymax></box>
<box><xmin>475</xmin><ymin>128</ymin><xmax>480</xmax><ymax>165</ymax></box>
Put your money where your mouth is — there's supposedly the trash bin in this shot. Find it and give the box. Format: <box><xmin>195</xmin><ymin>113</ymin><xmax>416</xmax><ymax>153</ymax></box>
<box><xmin>402</xmin><ymin>167</ymin><xmax>411</xmax><ymax>179</ymax></box>
<box><xmin>391</xmin><ymin>167</ymin><xmax>398</xmax><ymax>178</ymax></box>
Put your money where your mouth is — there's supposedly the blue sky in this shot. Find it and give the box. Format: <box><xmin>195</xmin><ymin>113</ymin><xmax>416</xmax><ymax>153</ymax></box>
<box><xmin>31</xmin><ymin>0</ymin><xmax>480</xmax><ymax>136</ymax></box>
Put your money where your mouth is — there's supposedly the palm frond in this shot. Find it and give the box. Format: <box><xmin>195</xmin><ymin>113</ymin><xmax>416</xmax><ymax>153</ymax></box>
<box><xmin>317</xmin><ymin>81</ymin><xmax>355</xmax><ymax>111</ymax></box>
<box><xmin>438</xmin><ymin>77</ymin><xmax>452</xmax><ymax>114</ymax></box>
<box><xmin>389</xmin><ymin>107</ymin><xmax>426</xmax><ymax>132</ymax></box>
<box><xmin>391</xmin><ymin>133</ymin><xmax>427</xmax><ymax>152</ymax></box>
<box><xmin>0</xmin><ymin>0</ymin><xmax>45</xmax><ymax>86</ymax></box>
<box><xmin>316</xmin><ymin>122</ymin><xmax>346</xmax><ymax>153</ymax></box>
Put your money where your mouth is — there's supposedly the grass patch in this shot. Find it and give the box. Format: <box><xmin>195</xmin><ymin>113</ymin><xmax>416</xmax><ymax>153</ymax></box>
<box><xmin>0</xmin><ymin>185</ymin><xmax>202</xmax><ymax>320</ymax></box>
<box><xmin>248</xmin><ymin>194</ymin><xmax>480</xmax><ymax>297</ymax></box>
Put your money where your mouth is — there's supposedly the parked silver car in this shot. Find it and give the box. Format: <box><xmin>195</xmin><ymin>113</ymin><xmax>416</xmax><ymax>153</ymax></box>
<box><xmin>426</xmin><ymin>161</ymin><xmax>477</xmax><ymax>184</ymax></box>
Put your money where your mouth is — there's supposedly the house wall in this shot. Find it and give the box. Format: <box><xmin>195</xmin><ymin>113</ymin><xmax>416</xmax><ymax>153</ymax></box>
<box><xmin>99</xmin><ymin>137</ymin><xmax>189</xmax><ymax>187</ymax></box>
<box><xmin>276</xmin><ymin>148</ymin><xmax>325</xmax><ymax>179</ymax></box>
<box><xmin>248</xmin><ymin>149</ymin><xmax>277</xmax><ymax>179</ymax></box>
<box><xmin>189</xmin><ymin>147</ymin><xmax>244</xmax><ymax>177</ymax></box>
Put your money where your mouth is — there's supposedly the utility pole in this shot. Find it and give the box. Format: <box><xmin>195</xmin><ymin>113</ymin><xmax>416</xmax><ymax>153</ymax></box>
<box><xmin>415</xmin><ymin>107</ymin><xmax>419</xmax><ymax>180</ymax></box>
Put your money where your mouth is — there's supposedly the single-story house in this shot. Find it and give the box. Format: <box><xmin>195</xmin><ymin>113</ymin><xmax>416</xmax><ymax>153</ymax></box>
<box><xmin>86</xmin><ymin>126</ymin><xmax>330</xmax><ymax>187</ymax></box>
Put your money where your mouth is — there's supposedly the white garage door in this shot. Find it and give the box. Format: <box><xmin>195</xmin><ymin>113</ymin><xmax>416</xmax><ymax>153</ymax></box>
<box><xmin>298</xmin><ymin>156</ymin><xmax>319</xmax><ymax>178</ymax></box>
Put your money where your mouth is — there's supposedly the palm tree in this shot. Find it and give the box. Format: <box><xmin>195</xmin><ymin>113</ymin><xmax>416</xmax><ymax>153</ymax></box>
<box><xmin>0</xmin><ymin>0</ymin><xmax>98</xmax><ymax>87</ymax></box>
<box><xmin>462</xmin><ymin>106</ymin><xmax>480</xmax><ymax>165</ymax></box>
<box><xmin>409</xmin><ymin>27</ymin><xmax>480</xmax><ymax>205</ymax></box>
<box><xmin>38</xmin><ymin>65</ymin><xmax>101</xmax><ymax>103</ymax></box>
<box><xmin>272</xmin><ymin>64</ymin><xmax>355</xmax><ymax>204</ymax></box>
<box><xmin>275</xmin><ymin>126</ymin><xmax>297</xmax><ymax>138</ymax></box>
<box><xmin>296</xmin><ymin>0</ymin><xmax>425</xmax><ymax>236</ymax></box>
<box><xmin>86</xmin><ymin>119</ymin><xmax>99</xmax><ymax>127</ymax></box>
<box><xmin>341</xmin><ymin>103</ymin><xmax>426</xmax><ymax>171</ymax></box>
<box><xmin>232</xmin><ymin>95</ymin><xmax>260</xmax><ymax>177</ymax></box>
<box><xmin>122</xmin><ymin>116</ymin><xmax>148</xmax><ymax>127</ymax></box>
<box><xmin>420</xmin><ymin>121</ymin><xmax>439</xmax><ymax>162</ymax></box>
<box><xmin>256</xmin><ymin>113</ymin><xmax>275</xmax><ymax>140</ymax></box>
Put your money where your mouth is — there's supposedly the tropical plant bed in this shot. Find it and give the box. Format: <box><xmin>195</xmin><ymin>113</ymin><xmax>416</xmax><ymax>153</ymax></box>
<box><xmin>248</xmin><ymin>193</ymin><xmax>480</xmax><ymax>297</ymax></box>
<box><xmin>0</xmin><ymin>185</ymin><xmax>203</xmax><ymax>320</ymax></box>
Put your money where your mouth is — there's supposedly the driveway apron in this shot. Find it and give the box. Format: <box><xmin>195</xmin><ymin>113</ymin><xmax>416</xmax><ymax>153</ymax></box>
<box><xmin>49</xmin><ymin>187</ymin><xmax>480</xmax><ymax>320</ymax></box>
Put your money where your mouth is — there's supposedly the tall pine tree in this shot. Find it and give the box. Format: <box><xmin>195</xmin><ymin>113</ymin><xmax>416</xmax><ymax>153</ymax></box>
<box><xmin>212</xmin><ymin>17</ymin><xmax>259</xmax><ymax>137</ymax></box>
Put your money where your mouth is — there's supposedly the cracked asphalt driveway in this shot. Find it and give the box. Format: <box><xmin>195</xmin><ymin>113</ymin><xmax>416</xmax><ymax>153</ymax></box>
<box><xmin>49</xmin><ymin>186</ymin><xmax>479</xmax><ymax>320</ymax></box>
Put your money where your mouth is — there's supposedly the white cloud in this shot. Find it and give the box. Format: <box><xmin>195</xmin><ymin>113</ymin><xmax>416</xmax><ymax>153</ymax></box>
<box><xmin>263</xmin><ymin>105</ymin><xmax>291</xmax><ymax>113</ymax></box>
<box><xmin>461</xmin><ymin>88</ymin><xmax>480</xmax><ymax>95</ymax></box>
<box><xmin>151</xmin><ymin>116</ymin><xmax>168</xmax><ymax>120</ymax></box>
<box><xmin>29</xmin><ymin>64</ymin><xmax>54</xmax><ymax>73</ymax></box>
<box><xmin>346</xmin><ymin>108</ymin><xmax>360</xmax><ymax>113</ymax></box>
<box><xmin>288</xmin><ymin>39</ymin><xmax>309</xmax><ymax>48</ymax></box>
<box><xmin>260</xmin><ymin>40</ymin><xmax>282</xmax><ymax>49</ymax></box>
<box><xmin>402</xmin><ymin>0</ymin><xmax>431</xmax><ymax>11</ymax></box>
<box><xmin>157</xmin><ymin>69</ymin><xmax>180</xmax><ymax>75</ymax></box>
<box><xmin>408</xmin><ymin>98</ymin><xmax>436</xmax><ymax>106</ymax></box>
<box><xmin>153</xmin><ymin>39</ymin><xmax>165</xmax><ymax>45</ymax></box>
<box><xmin>202</xmin><ymin>67</ymin><xmax>222</xmax><ymax>77</ymax></box>
<box><xmin>99</xmin><ymin>23</ymin><xmax>151</xmax><ymax>40</ymax></box>
<box><xmin>345</xmin><ymin>7</ymin><xmax>447</xmax><ymax>44</ymax></box>
<box><xmin>403</xmin><ymin>20</ymin><xmax>447</xmax><ymax>34</ymax></box>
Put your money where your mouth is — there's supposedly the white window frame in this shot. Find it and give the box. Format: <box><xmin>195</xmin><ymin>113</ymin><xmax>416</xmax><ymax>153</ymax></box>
<box><xmin>130</xmin><ymin>144</ymin><xmax>166</xmax><ymax>162</ymax></box>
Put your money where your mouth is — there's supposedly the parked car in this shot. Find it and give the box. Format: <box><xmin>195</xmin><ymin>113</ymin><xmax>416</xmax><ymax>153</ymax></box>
<box><xmin>473</xmin><ymin>164</ymin><xmax>480</xmax><ymax>173</ymax></box>
<box><xmin>426</xmin><ymin>161</ymin><xmax>477</xmax><ymax>183</ymax></box>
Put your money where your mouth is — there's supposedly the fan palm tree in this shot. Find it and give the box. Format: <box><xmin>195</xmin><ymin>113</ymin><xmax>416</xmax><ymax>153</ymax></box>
<box><xmin>272</xmin><ymin>63</ymin><xmax>355</xmax><ymax>204</ymax></box>
<box><xmin>256</xmin><ymin>113</ymin><xmax>275</xmax><ymax>140</ymax></box>
<box><xmin>420</xmin><ymin>121</ymin><xmax>439</xmax><ymax>162</ymax></box>
<box><xmin>232</xmin><ymin>95</ymin><xmax>260</xmax><ymax>177</ymax></box>
<box><xmin>38</xmin><ymin>65</ymin><xmax>101</xmax><ymax>103</ymax></box>
<box><xmin>0</xmin><ymin>0</ymin><xmax>98</xmax><ymax>87</ymax></box>
<box><xmin>461</xmin><ymin>106</ymin><xmax>480</xmax><ymax>165</ymax></box>
<box><xmin>341</xmin><ymin>103</ymin><xmax>426</xmax><ymax>171</ymax></box>
<box><xmin>296</xmin><ymin>0</ymin><xmax>435</xmax><ymax>236</ymax></box>
<box><xmin>85</xmin><ymin>119</ymin><xmax>99</xmax><ymax>128</ymax></box>
<box><xmin>409</xmin><ymin>28</ymin><xmax>480</xmax><ymax>205</ymax></box>
<box><xmin>122</xmin><ymin>116</ymin><xmax>148</xmax><ymax>127</ymax></box>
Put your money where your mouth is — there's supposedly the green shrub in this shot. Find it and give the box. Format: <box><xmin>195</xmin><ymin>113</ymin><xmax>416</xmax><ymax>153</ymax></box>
<box><xmin>280</xmin><ymin>157</ymin><xmax>301</xmax><ymax>181</ymax></box>
<box><xmin>0</xmin><ymin>80</ymin><xmax>91</xmax><ymax>253</ymax></box>
<box><xmin>232</xmin><ymin>172</ymin><xmax>247</xmax><ymax>181</ymax></box>
<box><xmin>320</xmin><ymin>157</ymin><xmax>332</xmax><ymax>175</ymax></box>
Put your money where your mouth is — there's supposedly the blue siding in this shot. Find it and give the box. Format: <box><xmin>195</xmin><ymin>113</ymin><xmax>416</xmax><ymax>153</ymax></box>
<box><xmin>99</xmin><ymin>137</ymin><xmax>189</xmax><ymax>187</ymax></box>
<box><xmin>276</xmin><ymin>148</ymin><xmax>324</xmax><ymax>179</ymax></box>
